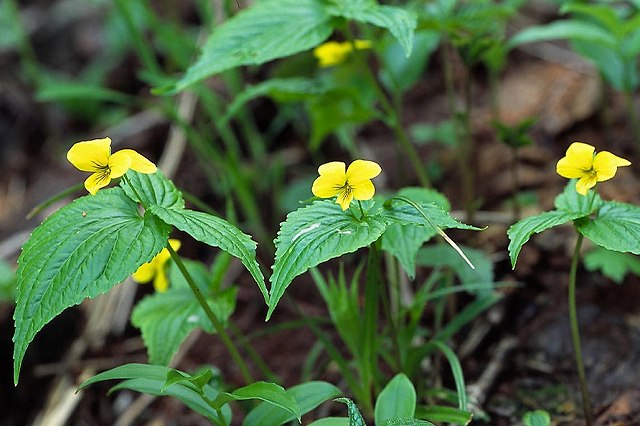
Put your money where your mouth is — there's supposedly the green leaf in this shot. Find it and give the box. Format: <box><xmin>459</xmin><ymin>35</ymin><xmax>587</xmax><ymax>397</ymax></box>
<box><xmin>268</xmin><ymin>200</ymin><xmax>386</xmax><ymax>319</ymax></box>
<box><xmin>163</xmin><ymin>367</ymin><xmax>213</xmax><ymax>393</ymax></box>
<box><xmin>380</xmin><ymin>29</ymin><xmax>440</xmax><ymax>94</ymax></box>
<box><xmin>335</xmin><ymin>398</ymin><xmax>367</xmax><ymax>426</ymax></box>
<box><xmin>120</xmin><ymin>170</ymin><xmax>185</xmax><ymax>210</ymax></box>
<box><xmin>36</xmin><ymin>80</ymin><xmax>132</xmax><ymax>104</ymax></box>
<box><xmin>148</xmin><ymin>206</ymin><xmax>267</xmax><ymax>302</ymax></box>
<box><xmin>381</xmin><ymin>188</ymin><xmax>451</xmax><ymax>278</ymax></box>
<box><xmin>374</xmin><ymin>374</ymin><xmax>416</xmax><ymax>424</ymax></box>
<box><xmin>381</xmin><ymin>420</ymin><xmax>435</xmax><ymax>426</ymax></box>
<box><xmin>309</xmin><ymin>419</ymin><xmax>349</xmax><ymax>426</ymax></box>
<box><xmin>415</xmin><ymin>405</ymin><xmax>472</xmax><ymax>425</ymax></box>
<box><xmin>221</xmin><ymin>77</ymin><xmax>326</xmax><ymax>126</ymax></box>
<box><xmin>522</xmin><ymin>409</ymin><xmax>551</xmax><ymax>426</ymax></box>
<box><xmin>554</xmin><ymin>180</ymin><xmax>602</xmax><ymax>214</ymax></box>
<box><xmin>132</xmin><ymin>261</ymin><xmax>237</xmax><ymax>365</ymax></box>
<box><xmin>416</xmin><ymin>245</ymin><xmax>493</xmax><ymax>293</ymax></box>
<box><xmin>584</xmin><ymin>247</ymin><xmax>640</xmax><ymax>283</ymax></box>
<box><xmin>243</xmin><ymin>381</ymin><xmax>341</xmax><ymax>426</ymax></box>
<box><xmin>576</xmin><ymin>201</ymin><xmax>640</xmax><ymax>254</ymax></box>
<box><xmin>326</xmin><ymin>0</ymin><xmax>417</xmax><ymax>56</ymax></box>
<box><xmin>507</xmin><ymin>20</ymin><xmax>617</xmax><ymax>49</ymax></box>
<box><xmin>212</xmin><ymin>382</ymin><xmax>301</xmax><ymax>422</ymax></box>
<box><xmin>79</xmin><ymin>364</ymin><xmax>230</xmax><ymax>425</ymax></box>
<box><xmin>0</xmin><ymin>259</ymin><xmax>16</xmax><ymax>301</ymax></box>
<box><xmin>507</xmin><ymin>210</ymin><xmax>581</xmax><ymax>268</ymax></box>
<box><xmin>162</xmin><ymin>0</ymin><xmax>332</xmax><ymax>93</ymax></box>
<box><xmin>14</xmin><ymin>188</ymin><xmax>170</xmax><ymax>384</ymax></box>
<box><xmin>381</xmin><ymin>200</ymin><xmax>478</xmax><ymax>231</ymax></box>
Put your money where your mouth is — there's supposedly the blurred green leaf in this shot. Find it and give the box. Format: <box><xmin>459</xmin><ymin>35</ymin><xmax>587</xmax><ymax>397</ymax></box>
<box><xmin>584</xmin><ymin>247</ymin><xmax>640</xmax><ymax>283</ymax></box>
<box><xmin>0</xmin><ymin>260</ymin><xmax>16</xmax><ymax>301</ymax></box>
<box><xmin>522</xmin><ymin>409</ymin><xmax>551</xmax><ymax>426</ymax></box>
<box><xmin>508</xmin><ymin>20</ymin><xmax>617</xmax><ymax>49</ymax></box>
<box><xmin>415</xmin><ymin>405</ymin><xmax>472</xmax><ymax>425</ymax></box>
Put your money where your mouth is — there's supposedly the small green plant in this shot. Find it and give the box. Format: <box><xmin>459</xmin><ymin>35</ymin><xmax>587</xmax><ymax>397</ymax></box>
<box><xmin>509</xmin><ymin>141</ymin><xmax>637</xmax><ymax>426</ymax></box>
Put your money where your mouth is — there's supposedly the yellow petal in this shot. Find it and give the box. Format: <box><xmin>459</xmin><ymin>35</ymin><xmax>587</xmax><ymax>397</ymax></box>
<box><xmin>84</xmin><ymin>171</ymin><xmax>112</xmax><ymax>195</ymax></box>
<box><xmin>593</xmin><ymin>151</ymin><xmax>631</xmax><ymax>181</ymax></box>
<box><xmin>117</xmin><ymin>149</ymin><xmax>157</xmax><ymax>174</ymax></box>
<box><xmin>67</xmin><ymin>138</ymin><xmax>111</xmax><ymax>172</ymax></box>
<box><xmin>346</xmin><ymin>159</ymin><xmax>382</xmax><ymax>184</ymax></box>
<box><xmin>168</xmin><ymin>239</ymin><xmax>181</xmax><ymax>252</ymax></box>
<box><xmin>312</xmin><ymin>162</ymin><xmax>346</xmax><ymax>198</ymax></box>
<box><xmin>354</xmin><ymin>40</ymin><xmax>372</xmax><ymax>50</ymax></box>
<box><xmin>576</xmin><ymin>174</ymin><xmax>598</xmax><ymax>195</ymax></box>
<box><xmin>336</xmin><ymin>188</ymin><xmax>354</xmax><ymax>210</ymax></box>
<box><xmin>153</xmin><ymin>269</ymin><xmax>169</xmax><ymax>292</ymax></box>
<box><xmin>108</xmin><ymin>150</ymin><xmax>133</xmax><ymax>178</ymax></box>
<box><xmin>556</xmin><ymin>142</ymin><xmax>595</xmax><ymax>179</ymax></box>
<box><xmin>132</xmin><ymin>261</ymin><xmax>155</xmax><ymax>283</ymax></box>
<box><xmin>313</xmin><ymin>41</ymin><xmax>352</xmax><ymax>67</ymax></box>
<box><xmin>352</xmin><ymin>179</ymin><xmax>375</xmax><ymax>201</ymax></box>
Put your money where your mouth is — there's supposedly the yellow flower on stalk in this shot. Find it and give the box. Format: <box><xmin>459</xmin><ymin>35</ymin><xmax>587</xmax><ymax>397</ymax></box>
<box><xmin>132</xmin><ymin>239</ymin><xmax>181</xmax><ymax>293</ymax></box>
<box><xmin>556</xmin><ymin>142</ymin><xmax>631</xmax><ymax>195</ymax></box>
<box><xmin>313</xmin><ymin>40</ymin><xmax>372</xmax><ymax>67</ymax></box>
<box><xmin>67</xmin><ymin>137</ymin><xmax>157</xmax><ymax>195</ymax></box>
<box><xmin>312</xmin><ymin>160</ymin><xmax>382</xmax><ymax>210</ymax></box>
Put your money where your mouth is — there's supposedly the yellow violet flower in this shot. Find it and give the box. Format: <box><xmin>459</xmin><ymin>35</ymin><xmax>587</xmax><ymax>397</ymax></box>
<box><xmin>312</xmin><ymin>160</ymin><xmax>382</xmax><ymax>210</ymax></box>
<box><xmin>67</xmin><ymin>137</ymin><xmax>157</xmax><ymax>195</ymax></box>
<box><xmin>556</xmin><ymin>142</ymin><xmax>631</xmax><ymax>195</ymax></box>
<box><xmin>132</xmin><ymin>239</ymin><xmax>181</xmax><ymax>293</ymax></box>
<box><xmin>313</xmin><ymin>40</ymin><xmax>372</xmax><ymax>67</ymax></box>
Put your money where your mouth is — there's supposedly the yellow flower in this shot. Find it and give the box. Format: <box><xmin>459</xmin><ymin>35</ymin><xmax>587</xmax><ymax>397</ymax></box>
<box><xmin>313</xmin><ymin>40</ymin><xmax>372</xmax><ymax>67</ymax></box>
<box><xmin>132</xmin><ymin>239</ymin><xmax>181</xmax><ymax>292</ymax></box>
<box><xmin>67</xmin><ymin>137</ymin><xmax>157</xmax><ymax>195</ymax></box>
<box><xmin>312</xmin><ymin>160</ymin><xmax>382</xmax><ymax>210</ymax></box>
<box><xmin>556</xmin><ymin>142</ymin><xmax>631</xmax><ymax>195</ymax></box>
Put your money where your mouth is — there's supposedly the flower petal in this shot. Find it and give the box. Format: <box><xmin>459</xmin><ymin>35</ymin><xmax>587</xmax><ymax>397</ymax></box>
<box><xmin>346</xmin><ymin>159</ymin><xmax>381</xmax><ymax>184</ymax></box>
<box><xmin>352</xmin><ymin>179</ymin><xmax>375</xmax><ymax>201</ymax></box>
<box><xmin>117</xmin><ymin>149</ymin><xmax>157</xmax><ymax>174</ymax></box>
<box><xmin>313</xmin><ymin>42</ymin><xmax>352</xmax><ymax>67</ymax></box>
<box><xmin>108</xmin><ymin>150</ymin><xmax>133</xmax><ymax>178</ymax></box>
<box><xmin>153</xmin><ymin>269</ymin><xmax>169</xmax><ymax>293</ymax></box>
<box><xmin>132</xmin><ymin>261</ymin><xmax>155</xmax><ymax>283</ymax></box>
<box><xmin>312</xmin><ymin>162</ymin><xmax>346</xmax><ymax>198</ymax></box>
<box><xmin>556</xmin><ymin>142</ymin><xmax>595</xmax><ymax>178</ymax></box>
<box><xmin>84</xmin><ymin>171</ymin><xmax>112</xmax><ymax>195</ymax></box>
<box><xmin>576</xmin><ymin>174</ymin><xmax>598</xmax><ymax>195</ymax></box>
<box><xmin>168</xmin><ymin>239</ymin><xmax>181</xmax><ymax>252</ymax></box>
<box><xmin>593</xmin><ymin>151</ymin><xmax>631</xmax><ymax>181</ymax></box>
<box><xmin>67</xmin><ymin>138</ymin><xmax>111</xmax><ymax>172</ymax></box>
<box><xmin>336</xmin><ymin>188</ymin><xmax>353</xmax><ymax>210</ymax></box>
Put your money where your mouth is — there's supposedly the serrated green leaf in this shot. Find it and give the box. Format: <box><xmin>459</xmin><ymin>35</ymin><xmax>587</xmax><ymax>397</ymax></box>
<box><xmin>14</xmin><ymin>188</ymin><xmax>170</xmax><ymax>384</ymax></box>
<box><xmin>335</xmin><ymin>398</ymin><xmax>367</xmax><ymax>426</ymax></box>
<box><xmin>576</xmin><ymin>201</ymin><xmax>640</xmax><ymax>254</ymax></box>
<box><xmin>79</xmin><ymin>364</ymin><xmax>231</xmax><ymax>425</ymax></box>
<box><xmin>554</xmin><ymin>180</ymin><xmax>602</xmax><ymax>214</ymax></box>
<box><xmin>522</xmin><ymin>410</ymin><xmax>551</xmax><ymax>426</ymax></box>
<box><xmin>415</xmin><ymin>405</ymin><xmax>472</xmax><ymax>425</ymax></box>
<box><xmin>132</xmin><ymin>261</ymin><xmax>237</xmax><ymax>365</ymax></box>
<box><xmin>381</xmin><ymin>189</ymin><xmax>452</xmax><ymax>278</ymax></box>
<box><xmin>120</xmin><ymin>170</ymin><xmax>184</xmax><ymax>210</ymax></box>
<box><xmin>243</xmin><ymin>381</ymin><xmax>341</xmax><ymax>426</ymax></box>
<box><xmin>375</xmin><ymin>374</ymin><xmax>416</xmax><ymax>425</ymax></box>
<box><xmin>213</xmin><ymin>382</ymin><xmax>301</xmax><ymax>422</ymax></box>
<box><xmin>507</xmin><ymin>20</ymin><xmax>617</xmax><ymax>49</ymax></box>
<box><xmin>268</xmin><ymin>200</ymin><xmax>386</xmax><ymax>319</ymax></box>
<box><xmin>381</xmin><ymin>200</ymin><xmax>478</xmax><ymax>231</ymax></box>
<box><xmin>162</xmin><ymin>0</ymin><xmax>332</xmax><ymax>93</ymax></box>
<box><xmin>507</xmin><ymin>210</ymin><xmax>581</xmax><ymax>268</ymax></box>
<box><xmin>148</xmin><ymin>206</ymin><xmax>267</xmax><ymax>302</ymax></box>
<box><xmin>584</xmin><ymin>247</ymin><xmax>640</xmax><ymax>283</ymax></box>
<box><xmin>326</xmin><ymin>0</ymin><xmax>417</xmax><ymax>56</ymax></box>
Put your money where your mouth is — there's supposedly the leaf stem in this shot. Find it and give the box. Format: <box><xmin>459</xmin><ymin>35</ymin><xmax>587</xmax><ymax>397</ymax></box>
<box><xmin>166</xmin><ymin>244</ymin><xmax>254</xmax><ymax>385</ymax></box>
<box><xmin>568</xmin><ymin>232</ymin><xmax>594</xmax><ymax>426</ymax></box>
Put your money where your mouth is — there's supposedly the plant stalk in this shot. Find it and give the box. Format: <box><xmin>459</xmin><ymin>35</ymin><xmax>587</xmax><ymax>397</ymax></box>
<box><xmin>568</xmin><ymin>232</ymin><xmax>594</xmax><ymax>426</ymax></box>
<box><xmin>167</xmin><ymin>244</ymin><xmax>255</xmax><ymax>385</ymax></box>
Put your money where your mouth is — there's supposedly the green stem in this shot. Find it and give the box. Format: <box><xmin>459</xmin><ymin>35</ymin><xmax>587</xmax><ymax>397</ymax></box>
<box><xmin>345</xmin><ymin>28</ymin><xmax>430</xmax><ymax>188</ymax></box>
<box><xmin>27</xmin><ymin>183</ymin><xmax>85</xmax><ymax>219</ymax></box>
<box><xmin>568</xmin><ymin>232</ymin><xmax>594</xmax><ymax>426</ymax></box>
<box><xmin>511</xmin><ymin>147</ymin><xmax>520</xmax><ymax>222</ymax></box>
<box><xmin>166</xmin><ymin>244</ymin><xmax>255</xmax><ymax>385</ymax></box>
